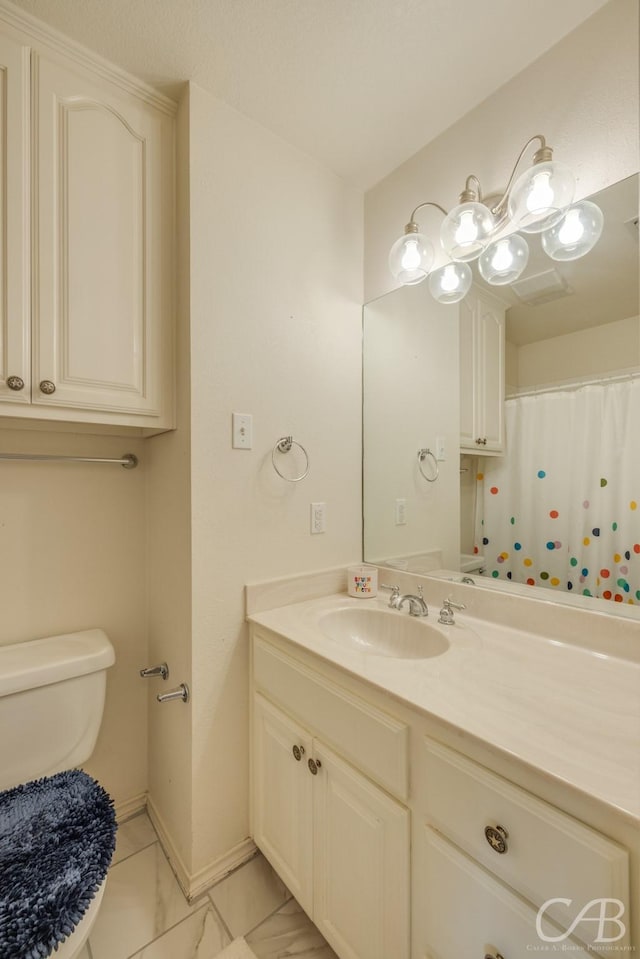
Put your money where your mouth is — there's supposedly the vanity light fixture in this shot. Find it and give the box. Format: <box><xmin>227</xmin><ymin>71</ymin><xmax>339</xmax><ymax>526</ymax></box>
<box><xmin>389</xmin><ymin>135</ymin><xmax>604</xmax><ymax>303</ymax></box>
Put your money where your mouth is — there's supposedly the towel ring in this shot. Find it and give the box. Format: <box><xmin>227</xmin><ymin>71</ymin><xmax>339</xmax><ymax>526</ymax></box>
<box><xmin>272</xmin><ymin>436</ymin><xmax>310</xmax><ymax>482</ymax></box>
<box><xmin>417</xmin><ymin>448</ymin><xmax>439</xmax><ymax>482</ymax></box>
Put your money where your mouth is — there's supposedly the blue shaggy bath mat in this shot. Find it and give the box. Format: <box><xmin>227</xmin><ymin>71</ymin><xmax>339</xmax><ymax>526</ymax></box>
<box><xmin>0</xmin><ymin>769</ymin><xmax>116</xmax><ymax>958</ymax></box>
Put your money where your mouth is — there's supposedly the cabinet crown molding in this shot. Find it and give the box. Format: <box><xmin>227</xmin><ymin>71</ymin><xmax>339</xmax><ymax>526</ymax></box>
<box><xmin>0</xmin><ymin>0</ymin><xmax>178</xmax><ymax>116</ymax></box>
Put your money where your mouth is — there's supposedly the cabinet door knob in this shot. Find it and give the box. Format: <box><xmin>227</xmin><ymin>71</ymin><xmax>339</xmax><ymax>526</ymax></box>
<box><xmin>308</xmin><ymin>758</ymin><xmax>322</xmax><ymax>775</ymax></box>
<box><xmin>484</xmin><ymin>824</ymin><xmax>509</xmax><ymax>854</ymax></box>
<box><xmin>7</xmin><ymin>376</ymin><xmax>25</xmax><ymax>391</ymax></box>
<box><xmin>39</xmin><ymin>380</ymin><xmax>56</xmax><ymax>395</ymax></box>
<box><xmin>292</xmin><ymin>744</ymin><xmax>305</xmax><ymax>761</ymax></box>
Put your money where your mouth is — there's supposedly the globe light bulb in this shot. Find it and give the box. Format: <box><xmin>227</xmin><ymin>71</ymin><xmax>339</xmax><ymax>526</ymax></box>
<box><xmin>428</xmin><ymin>262</ymin><xmax>472</xmax><ymax>304</ymax></box>
<box><xmin>401</xmin><ymin>239</ymin><xmax>422</xmax><ymax>271</ymax></box>
<box><xmin>455</xmin><ymin>210</ymin><xmax>479</xmax><ymax>246</ymax></box>
<box><xmin>478</xmin><ymin>234</ymin><xmax>529</xmax><ymax>285</ymax></box>
<box><xmin>541</xmin><ymin>200</ymin><xmax>604</xmax><ymax>261</ymax></box>
<box><xmin>508</xmin><ymin>160</ymin><xmax>575</xmax><ymax>234</ymax></box>
<box><xmin>490</xmin><ymin>240</ymin><xmax>514</xmax><ymax>273</ymax></box>
<box><xmin>526</xmin><ymin>170</ymin><xmax>555</xmax><ymax>213</ymax></box>
<box><xmin>441</xmin><ymin>202</ymin><xmax>494</xmax><ymax>262</ymax></box>
<box><xmin>388</xmin><ymin>228</ymin><xmax>434</xmax><ymax>285</ymax></box>
<box><xmin>557</xmin><ymin>208</ymin><xmax>584</xmax><ymax>246</ymax></box>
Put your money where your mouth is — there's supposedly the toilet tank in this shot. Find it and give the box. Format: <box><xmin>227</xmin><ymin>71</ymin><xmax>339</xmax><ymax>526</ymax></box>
<box><xmin>0</xmin><ymin>629</ymin><xmax>115</xmax><ymax>791</ymax></box>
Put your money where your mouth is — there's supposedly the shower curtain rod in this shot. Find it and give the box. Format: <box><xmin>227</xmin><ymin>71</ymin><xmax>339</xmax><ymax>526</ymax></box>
<box><xmin>507</xmin><ymin>368</ymin><xmax>640</xmax><ymax>401</ymax></box>
<box><xmin>0</xmin><ymin>452</ymin><xmax>139</xmax><ymax>469</ymax></box>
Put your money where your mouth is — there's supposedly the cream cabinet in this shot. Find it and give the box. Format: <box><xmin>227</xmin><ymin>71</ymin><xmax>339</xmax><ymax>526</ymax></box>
<box><xmin>250</xmin><ymin>625</ymin><xmax>635</xmax><ymax>959</ymax></box>
<box><xmin>251</xmin><ymin>635</ymin><xmax>410</xmax><ymax>959</ymax></box>
<box><xmin>415</xmin><ymin>739</ymin><xmax>630</xmax><ymax>959</ymax></box>
<box><xmin>0</xmin><ymin>23</ymin><xmax>174</xmax><ymax>433</ymax></box>
<box><xmin>417</xmin><ymin>827</ymin><xmax>594</xmax><ymax>959</ymax></box>
<box><xmin>460</xmin><ymin>286</ymin><xmax>505</xmax><ymax>454</ymax></box>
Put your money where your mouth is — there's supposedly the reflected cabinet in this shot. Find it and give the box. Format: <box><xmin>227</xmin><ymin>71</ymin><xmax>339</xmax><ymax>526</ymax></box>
<box><xmin>460</xmin><ymin>287</ymin><xmax>505</xmax><ymax>454</ymax></box>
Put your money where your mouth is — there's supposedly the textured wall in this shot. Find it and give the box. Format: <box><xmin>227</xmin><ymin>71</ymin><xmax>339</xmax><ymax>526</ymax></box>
<box><xmin>187</xmin><ymin>85</ymin><xmax>363</xmax><ymax>874</ymax></box>
<box><xmin>0</xmin><ymin>428</ymin><xmax>148</xmax><ymax>809</ymax></box>
<box><xmin>364</xmin><ymin>0</ymin><xmax>640</xmax><ymax>302</ymax></box>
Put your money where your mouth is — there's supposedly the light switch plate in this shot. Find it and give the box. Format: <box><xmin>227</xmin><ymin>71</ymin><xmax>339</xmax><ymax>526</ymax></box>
<box><xmin>232</xmin><ymin>413</ymin><xmax>253</xmax><ymax>449</ymax></box>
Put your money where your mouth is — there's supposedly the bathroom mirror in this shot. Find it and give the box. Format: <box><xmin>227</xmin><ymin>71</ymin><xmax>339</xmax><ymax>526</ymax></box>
<box><xmin>363</xmin><ymin>174</ymin><xmax>640</xmax><ymax>618</ymax></box>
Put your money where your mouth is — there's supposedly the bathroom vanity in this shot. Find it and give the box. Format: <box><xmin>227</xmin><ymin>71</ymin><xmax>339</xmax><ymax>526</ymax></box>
<box><xmin>248</xmin><ymin>585</ymin><xmax>639</xmax><ymax>959</ymax></box>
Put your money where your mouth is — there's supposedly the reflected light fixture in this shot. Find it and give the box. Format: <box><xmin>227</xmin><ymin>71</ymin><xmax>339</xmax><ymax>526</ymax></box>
<box><xmin>428</xmin><ymin>262</ymin><xmax>472</xmax><ymax>304</ymax></box>
<box><xmin>388</xmin><ymin>134</ymin><xmax>603</xmax><ymax>304</ymax></box>
<box><xmin>541</xmin><ymin>199</ymin><xmax>604</xmax><ymax>261</ymax></box>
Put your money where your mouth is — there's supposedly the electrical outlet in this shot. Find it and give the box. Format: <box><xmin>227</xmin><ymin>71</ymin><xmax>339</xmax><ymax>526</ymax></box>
<box><xmin>436</xmin><ymin>436</ymin><xmax>446</xmax><ymax>461</ymax></box>
<box><xmin>395</xmin><ymin>498</ymin><xmax>407</xmax><ymax>525</ymax></box>
<box><xmin>310</xmin><ymin>502</ymin><xmax>326</xmax><ymax>534</ymax></box>
<box><xmin>232</xmin><ymin>412</ymin><xmax>253</xmax><ymax>449</ymax></box>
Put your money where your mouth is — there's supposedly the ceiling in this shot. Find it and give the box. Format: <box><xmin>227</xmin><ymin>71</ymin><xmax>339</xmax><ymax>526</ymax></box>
<box><xmin>9</xmin><ymin>0</ymin><xmax>611</xmax><ymax>188</ymax></box>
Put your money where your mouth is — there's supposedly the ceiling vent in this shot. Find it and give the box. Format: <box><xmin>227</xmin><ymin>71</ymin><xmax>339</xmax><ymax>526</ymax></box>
<box><xmin>510</xmin><ymin>268</ymin><xmax>574</xmax><ymax>306</ymax></box>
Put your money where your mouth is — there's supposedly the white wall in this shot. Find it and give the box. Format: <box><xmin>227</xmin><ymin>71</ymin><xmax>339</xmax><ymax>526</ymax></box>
<box><xmin>0</xmin><ymin>428</ymin><xmax>148</xmax><ymax>809</ymax></box>
<box><xmin>364</xmin><ymin>0</ymin><xmax>639</xmax><ymax>302</ymax></box>
<box><xmin>513</xmin><ymin>315</ymin><xmax>640</xmax><ymax>389</ymax></box>
<box><xmin>145</xmin><ymin>90</ymin><xmax>194</xmax><ymax>873</ymax></box>
<box><xmin>363</xmin><ymin>285</ymin><xmax>459</xmax><ymax>569</ymax></box>
<box><xmin>186</xmin><ymin>84</ymin><xmax>363</xmax><ymax>876</ymax></box>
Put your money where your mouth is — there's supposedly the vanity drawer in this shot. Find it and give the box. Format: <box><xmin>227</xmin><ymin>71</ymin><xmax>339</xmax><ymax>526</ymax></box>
<box><xmin>420</xmin><ymin>739</ymin><xmax>629</xmax><ymax>954</ymax></box>
<box><xmin>252</xmin><ymin>631</ymin><xmax>408</xmax><ymax>800</ymax></box>
<box><xmin>416</xmin><ymin>826</ymin><xmax>594</xmax><ymax>959</ymax></box>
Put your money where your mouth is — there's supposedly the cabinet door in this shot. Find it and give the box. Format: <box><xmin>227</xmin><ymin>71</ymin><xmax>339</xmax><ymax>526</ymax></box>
<box><xmin>416</xmin><ymin>827</ymin><xmax>593</xmax><ymax>959</ymax></box>
<box><xmin>313</xmin><ymin>742</ymin><xmax>410</xmax><ymax>959</ymax></box>
<box><xmin>459</xmin><ymin>292</ymin><xmax>476</xmax><ymax>449</ymax></box>
<box><xmin>0</xmin><ymin>30</ymin><xmax>30</xmax><ymax>405</ymax></box>
<box><xmin>252</xmin><ymin>694</ymin><xmax>314</xmax><ymax>916</ymax></box>
<box><xmin>32</xmin><ymin>51</ymin><xmax>172</xmax><ymax>419</ymax></box>
<box><xmin>476</xmin><ymin>292</ymin><xmax>505</xmax><ymax>452</ymax></box>
<box><xmin>460</xmin><ymin>289</ymin><xmax>505</xmax><ymax>454</ymax></box>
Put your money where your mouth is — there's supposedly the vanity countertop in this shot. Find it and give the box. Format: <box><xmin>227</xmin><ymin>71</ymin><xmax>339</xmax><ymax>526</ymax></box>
<box><xmin>249</xmin><ymin>592</ymin><xmax>640</xmax><ymax>824</ymax></box>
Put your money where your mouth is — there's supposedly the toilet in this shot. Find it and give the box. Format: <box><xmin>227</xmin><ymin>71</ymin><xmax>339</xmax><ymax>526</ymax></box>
<box><xmin>0</xmin><ymin>628</ymin><xmax>116</xmax><ymax>958</ymax></box>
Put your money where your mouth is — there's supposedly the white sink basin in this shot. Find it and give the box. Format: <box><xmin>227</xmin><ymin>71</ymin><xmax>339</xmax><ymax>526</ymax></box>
<box><xmin>318</xmin><ymin>607</ymin><xmax>449</xmax><ymax>659</ymax></box>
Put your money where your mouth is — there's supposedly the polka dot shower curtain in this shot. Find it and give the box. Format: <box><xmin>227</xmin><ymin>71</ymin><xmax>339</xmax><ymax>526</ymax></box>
<box><xmin>477</xmin><ymin>377</ymin><xmax>640</xmax><ymax>606</ymax></box>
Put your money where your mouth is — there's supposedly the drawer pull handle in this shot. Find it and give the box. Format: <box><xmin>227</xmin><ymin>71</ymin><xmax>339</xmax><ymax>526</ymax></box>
<box><xmin>484</xmin><ymin>824</ymin><xmax>509</xmax><ymax>854</ymax></box>
<box><xmin>308</xmin><ymin>758</ymin><xmax>322</xmax><ymax>775</ymax></box>
<box><xmin>292</xmin><ymin>744</ymin><xmax>305</xmax><ymax>761</ymax></box>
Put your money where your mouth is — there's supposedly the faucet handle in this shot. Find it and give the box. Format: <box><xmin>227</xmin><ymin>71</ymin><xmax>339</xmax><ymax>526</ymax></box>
<box><xmin>438</xmin><ymin>596</ymin><xmax>466</xmax><ymax>625</ymax></box>
<box><xmin>444</xmin><ymin>596</ymin><xmax>466</xmax><ymax>611</ymax></box>
<box><xmin>380</xmin><ymin>583</ymin><xmax>401</xmax><ymax>608</ymax></box>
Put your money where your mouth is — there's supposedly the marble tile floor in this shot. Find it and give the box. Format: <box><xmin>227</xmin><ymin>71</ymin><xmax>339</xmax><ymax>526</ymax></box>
<box><xmin>77</xmin><ymin>812</ymin><xmax>339</xmax><ymax>959</ymax></box>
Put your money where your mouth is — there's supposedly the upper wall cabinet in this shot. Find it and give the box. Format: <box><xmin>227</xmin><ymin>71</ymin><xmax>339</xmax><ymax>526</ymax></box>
<box><xmin>0</xmin><ymin>24</ymin><xmax>175</xmax><ymax>434</ymax></box>
<box><xmin>460</xmin><ymin>287</ymin><xmax>505</xmax><ymax>455</ymax></box>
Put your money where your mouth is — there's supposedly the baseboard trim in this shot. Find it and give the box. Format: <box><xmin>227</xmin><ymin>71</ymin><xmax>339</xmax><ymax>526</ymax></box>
<box><xmin>146</xmin><ymin>795</ymin><xmax>192</xmax><ymax>897</ymax></box>
<box><xmin>114</xmin><ymin>792</ymin><xmax>147</xmax><ymax>823</ymax></box>
<box><xmin>147</xmin><ymin>795</ymin><xmax>256</xmax><ymax>900</ymax></box>
<box><xmin>188</xmin><ymin>837</ymin><xmax>257</xmax><ymax>901</ymax></box>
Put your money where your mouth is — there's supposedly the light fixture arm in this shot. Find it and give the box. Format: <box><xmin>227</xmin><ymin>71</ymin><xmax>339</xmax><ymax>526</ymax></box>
<box><xmin>406</xmin><ymin>200</ymin><xmax>449</xmax><ymax>231</ymax></box>
<box><xmin>488</xmin><ymin>134</ymin><xmax>552</xmax><ymax>221</ymax></box>
<box><xmin>458</xmin><ymin>175</ymin><xmax>483</xmax><ymax>203</ymax></box>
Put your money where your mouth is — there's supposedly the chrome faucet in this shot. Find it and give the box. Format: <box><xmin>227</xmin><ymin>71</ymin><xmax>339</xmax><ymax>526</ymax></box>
<box><xmin>397</xmin><ymin>585</ymin><xmax>429</xmax><ymax>617</ymax></box>
<box><xmin>438</xmin><ymin>597</ymin><xmax>466</xmax><ymax>625</ymax></box>
<box><xmin>380</xmin><ymin>583</ymin><xmax>401</xmax><ymax>609</ymax></box>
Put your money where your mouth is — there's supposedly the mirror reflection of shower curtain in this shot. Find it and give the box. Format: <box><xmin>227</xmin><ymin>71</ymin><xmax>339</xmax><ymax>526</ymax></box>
<box><xmin>476</xmin><ymin>377</ymin><xmax>640</xmax><ymax>605</ymax></box>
